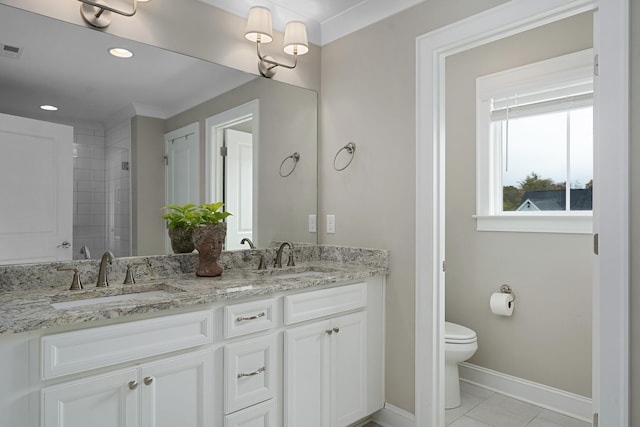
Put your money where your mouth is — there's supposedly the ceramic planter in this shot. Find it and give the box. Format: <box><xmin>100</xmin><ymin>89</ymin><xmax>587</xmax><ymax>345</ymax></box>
<box><xmin>192</xmin><ymin>223</ymin><xmax>227</xmax><ymax>277</ymax></box>
<box><xmin>167</xmin><ymin>227</ymin><xmax>195</xmax><ymax>254</ymax></box>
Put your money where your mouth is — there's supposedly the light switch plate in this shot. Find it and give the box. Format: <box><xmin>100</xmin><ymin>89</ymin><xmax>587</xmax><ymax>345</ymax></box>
<box><xmin>326</xmin><ymin>215</ymin><xmax>335</xmax><ymax>234</ymax></box>
<box><xmin>308</xmin><ymin>214</ymin><xmax>317</xmax><ymax>233</ymax></box>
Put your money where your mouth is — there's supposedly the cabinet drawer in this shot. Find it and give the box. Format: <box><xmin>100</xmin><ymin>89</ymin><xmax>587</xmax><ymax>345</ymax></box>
<box><xmin>224</xmin><ymin>298</ymin><xmax>277</xmax><ymax>338</ymax></box>
<box><xmin>283</xmin><ymin>282</ymin><xmax>367</xmax><ymax>325</ymax></box>
<box><xmin>224</xmin><ymin>335</ymin><xmax>276</xmax><ymax>414</ymax></box>
<box><xmin>224</xmin><ymin>399</ymin><xmax>276</xmax><ymax>427</ymax></box>
<box><xmin>42</xmin><ymin>310</ymin><xmax>213</xmax><ymax>379</ymax></box>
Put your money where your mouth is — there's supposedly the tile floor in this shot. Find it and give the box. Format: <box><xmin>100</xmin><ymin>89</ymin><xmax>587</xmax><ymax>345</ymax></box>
<box><xmin>445</xmin><ymin>382</ymin><xmax>591</xmax><ymax>427</ymax></box>
<box><xmin>362</xmin><ymin>382</ymin><xmax>591</xmax><ymax>427</ymax></box>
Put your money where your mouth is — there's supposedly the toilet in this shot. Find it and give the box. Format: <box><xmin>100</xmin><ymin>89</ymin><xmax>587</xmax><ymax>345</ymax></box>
<box><xmin>444</xmin><ymin>321</ymin><xmax>478</xmax><ymax>409</ymax></box>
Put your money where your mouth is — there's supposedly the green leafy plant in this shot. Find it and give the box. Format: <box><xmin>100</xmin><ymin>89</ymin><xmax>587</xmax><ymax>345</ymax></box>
<box><xmin>161</xmin><ymin>202</ymin><xmax>231</xmax><ymax>229</ymax></box>
<box><xmin>198</xmin><ymin>202</ymin><xmax>232</xmax><ymax>225</ymax></box>
<box><xmin>162</xmin><ymin>203</ymin><xmax>203</xmax><ymax>229</ymax></box>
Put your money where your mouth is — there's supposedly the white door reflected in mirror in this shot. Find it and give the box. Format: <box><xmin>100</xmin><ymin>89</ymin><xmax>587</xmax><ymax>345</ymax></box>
<box><xmin>0</xmin><ymin>113</ymin><xmax>73</xmax><ymax>265</ymax></box>
<box><xmin>224</xmin><ymin>128</ymin><xmax>253</xmax><ymax>250</ymax></box>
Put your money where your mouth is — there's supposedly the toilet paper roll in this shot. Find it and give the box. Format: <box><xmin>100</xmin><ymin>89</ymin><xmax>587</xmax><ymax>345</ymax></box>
<box><xmin>490</xmin><ymin>292</ymin><xmax>514</xmax><ymax>316</ymax></box>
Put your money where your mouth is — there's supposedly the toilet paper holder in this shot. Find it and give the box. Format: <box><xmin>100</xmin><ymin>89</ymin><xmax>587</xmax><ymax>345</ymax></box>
<box><xmin>499</xmin><ymin>284</ymin><xmax>516</xmax><ymax>301</ymax></box>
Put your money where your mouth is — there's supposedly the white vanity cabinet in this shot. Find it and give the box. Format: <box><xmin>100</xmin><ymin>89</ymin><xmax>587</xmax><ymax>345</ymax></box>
<box><xmin>0</xmin><ymin>274</ymin><xmax>384</xmax><ymax>427</ymax></box>
<box><xmin>41</xmin><ymin>349</ymin><xmax>213</xmax><ymax>427</ymax></box>
<box><xmin>283</xmin><ymin>281</ymin><xmax>384</xmax><ymax>427</ymax></box>
<box><xmin>39</xmin><ymin>310</ymin><xmax>214</xmax><ymax>427</ymax></box>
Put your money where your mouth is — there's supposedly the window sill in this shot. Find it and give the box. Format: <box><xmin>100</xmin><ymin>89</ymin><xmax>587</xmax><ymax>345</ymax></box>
<box><xmin>474</xmin><ymin>213</ymin><xmax>592</xmax><ymax>234</ymax></box>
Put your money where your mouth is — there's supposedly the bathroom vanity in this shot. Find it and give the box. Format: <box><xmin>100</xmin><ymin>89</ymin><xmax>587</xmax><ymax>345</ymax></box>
<box><xmin>0</xmin><ymin>245</ymin><xmax>388</xmax><ymax>427</ymax></box>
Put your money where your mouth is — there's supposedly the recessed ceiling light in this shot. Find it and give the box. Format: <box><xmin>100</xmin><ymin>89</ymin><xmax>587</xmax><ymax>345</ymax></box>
<box><xmin>109</xmin><ymin>47</ymin><xmax>133</xmax><ymax>58</ymax></box>
<box><xmin>40</xmin><ymin>105</ymin><xmax>58</xmax><ymax>111</ymax></box>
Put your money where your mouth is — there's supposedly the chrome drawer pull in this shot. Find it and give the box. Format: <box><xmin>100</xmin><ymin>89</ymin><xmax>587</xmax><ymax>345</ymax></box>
<box><xmin>236</xmin><ymin>312</ymin><xmax>266</xmax><ymax>322</ymax></box>
<box><xmin>237</xmin><ymin>366</ymin><xmax>266</xmax><ymax>378</ymax></box>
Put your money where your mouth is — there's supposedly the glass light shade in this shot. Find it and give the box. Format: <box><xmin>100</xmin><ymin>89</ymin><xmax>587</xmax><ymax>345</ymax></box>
<box><xmin>283</xmin><ymin>21</ymin><xmax>309</xmax><ymax>55</ymax></box>
<box><xmin>245</xmin><ymin>6</ymin><xmax>273</xmax><ymax>43</ymax></box>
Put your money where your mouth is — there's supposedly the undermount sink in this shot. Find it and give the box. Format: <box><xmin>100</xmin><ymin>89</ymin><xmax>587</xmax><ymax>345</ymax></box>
<box><xmin>257</xmin><ymin>266</ymin><xmax>341</xmax><ymax>280</ymax></box>
<box><xmin>50</xmin><ymin>283</ymin><xmax>182</xmax><ymax>310</ymax></box>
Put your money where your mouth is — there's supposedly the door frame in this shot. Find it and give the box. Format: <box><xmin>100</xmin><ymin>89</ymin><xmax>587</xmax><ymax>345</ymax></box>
<box><xmin>415</xmin><ymin>0</ymin><xmax>629</xmax><ymax>425</ymax></box>
<box><xmin>205</xmin><ymin>100</ymin><xmax>259</xmax><ymax>243</ymax></box>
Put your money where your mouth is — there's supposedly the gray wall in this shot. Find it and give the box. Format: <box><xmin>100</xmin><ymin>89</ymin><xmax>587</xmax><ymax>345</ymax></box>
<box><xmin>444</xmin><ymin>13</ymin><xmax>593</xmax><ymax>397</ymax></box>
<box><xmin>132</xmin><ymin>116</ymin><xmax>166</xmax><ymax>255</ymax></box>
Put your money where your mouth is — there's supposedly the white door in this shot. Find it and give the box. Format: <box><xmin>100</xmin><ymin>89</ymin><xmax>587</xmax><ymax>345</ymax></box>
<box><xmin>164</xmin><ymin>123</ymin><xmax>200</xmax><ymax>253</ymax></box>
<box><xmin>284</xmin><ymin>320</ymin><xmax>331</xmax><ymax>427</ymax></box>
<box><xmin>0</xmin><ymin>113</ymin><xmax>73</xmax><ymax>265</ymax></box>
<box><xmin>224</xmin><ymin>129</ymin><xmax>253</xmax><ymax>250</ymax></box>
<box><xmin>140</xmin><ymin>349</ymin><xmax>213</xmax><ymax>427</ymax></box>
<box><xmin>42</xmin><ymin>367</ymin><xmax>139</xmax><ymax>427</ymax></box>
<box><xmin>331</xmin><ymin>312</ymin><xmax>367</xmax><ymax>427</ymax></box>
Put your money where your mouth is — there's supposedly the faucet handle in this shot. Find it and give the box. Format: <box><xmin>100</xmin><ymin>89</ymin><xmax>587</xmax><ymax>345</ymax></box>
<box><xmin>124</xmin><ymin>262</ymin><xmax>146</xmax><ymax>284</ymax></box>
<box><xmin>287</xmin><ymin>253</ymin><xmax>295</xmax><ymax>267</ymax></box>
<box><xmin>57</xmin><ymin>267</ymin><xmax>83</xmax><ymax>290</ymax></box>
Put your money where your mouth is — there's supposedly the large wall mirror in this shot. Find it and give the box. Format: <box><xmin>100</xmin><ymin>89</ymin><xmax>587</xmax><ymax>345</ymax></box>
<box><xmin>0</xmin><ymin>4</ymin><xmax>317</xmax><ymax>265</ymax></box>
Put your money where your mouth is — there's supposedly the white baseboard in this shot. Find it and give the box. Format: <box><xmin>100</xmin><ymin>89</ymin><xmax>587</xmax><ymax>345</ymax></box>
<box><xmin>371</xmin><ymin>403</ymin><xmax>415</xmax><ymax>427</ymax></box>
<box><xmin>459</xmin><ymin>362</ymin><xmax>592</xmax><ymax>423</ymax></box>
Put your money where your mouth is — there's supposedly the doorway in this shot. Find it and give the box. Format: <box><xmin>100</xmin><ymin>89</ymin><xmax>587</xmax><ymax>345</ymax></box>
<box><xmin>206</xmin><ymin>100</ymin><xmax>259</xmax><ymax>250</ymax></box>
<box><xmin>415</xmin><ymin>0</ymin><xmax>629</xmax><ymax>426</ymax></box>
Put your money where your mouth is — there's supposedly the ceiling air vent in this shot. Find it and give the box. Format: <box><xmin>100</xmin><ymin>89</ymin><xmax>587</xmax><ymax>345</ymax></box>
<box><xmin>0</xmin><ymin>43</ymin><xmax>23</xmax><ymax>59</ymax></box>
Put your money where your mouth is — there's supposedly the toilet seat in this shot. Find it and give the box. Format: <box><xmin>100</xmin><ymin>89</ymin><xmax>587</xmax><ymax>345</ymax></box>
<box><xmin>445</xmin><ymin>321</ymin><xmax>477</xmax><ymax>344</ymax></box>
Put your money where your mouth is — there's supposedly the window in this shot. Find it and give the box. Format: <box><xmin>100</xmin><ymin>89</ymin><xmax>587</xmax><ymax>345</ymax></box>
<box><xmin>475</xmin><ymin>49</ymin><xmax>594</xmax><ymax>234</ymax></box>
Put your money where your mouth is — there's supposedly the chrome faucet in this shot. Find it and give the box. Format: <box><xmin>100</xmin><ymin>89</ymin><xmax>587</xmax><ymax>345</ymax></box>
<box><xmin>96</xmin><ymin>250</ymin><xmax>115</xmax><ymax>287</ymax></box>
<box><xmin>274</xmin><ymin>241</ymin><xmax>295</xmax><ymax>268</ymax></box>
<box><xmin>240</xmin><ymin>238</ymin><xmax>256</xmax><ymax>249</ymax></box>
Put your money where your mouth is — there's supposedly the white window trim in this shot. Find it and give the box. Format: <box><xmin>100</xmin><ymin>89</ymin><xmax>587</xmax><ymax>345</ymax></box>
<box><xmin>475</xmin><ymin>48</ymin><xmax>594</xmax><ymax>234</ymax></box>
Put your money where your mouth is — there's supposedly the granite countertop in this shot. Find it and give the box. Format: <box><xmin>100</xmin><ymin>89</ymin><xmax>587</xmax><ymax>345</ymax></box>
<box><xmin>0</xmin><ymin>245</ymin><xmax>389</xmax><ymax>335</ymax></box>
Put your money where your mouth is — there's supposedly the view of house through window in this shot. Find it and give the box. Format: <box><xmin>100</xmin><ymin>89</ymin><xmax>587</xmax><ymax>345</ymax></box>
<box><xmin>495</xmin><ymin>105</ymin><xmax>593</xmax><ymax>212</ymax></box>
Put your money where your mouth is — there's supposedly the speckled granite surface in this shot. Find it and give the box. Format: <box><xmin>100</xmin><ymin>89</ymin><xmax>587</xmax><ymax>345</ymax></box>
<box><xmin>0</xmin><ymin>245</ymin><xmax>389</xmax><ymax>335</ymax></box>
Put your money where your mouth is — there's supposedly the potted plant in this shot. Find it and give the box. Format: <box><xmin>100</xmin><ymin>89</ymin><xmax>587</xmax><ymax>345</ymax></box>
<box><xmin>162</xmin><ymin>203</ymin><xmax>201</xmax><ymax>254</ymax></box>
<box><xmin>191</xmin><ymin>202</ymin><xmax>232</xmax><ymax>277</ymax></box>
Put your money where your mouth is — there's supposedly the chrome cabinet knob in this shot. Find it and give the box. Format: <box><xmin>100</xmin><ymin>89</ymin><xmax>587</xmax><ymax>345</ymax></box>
<box><xmin>128</xmin><ymin>380</ymin><xmax>138</xmax><ymax>390</ymax></box>
<box><xmin>143</xmin><ymin>376</ymin><xmax>154</xmax><ymax>386</ymax></box>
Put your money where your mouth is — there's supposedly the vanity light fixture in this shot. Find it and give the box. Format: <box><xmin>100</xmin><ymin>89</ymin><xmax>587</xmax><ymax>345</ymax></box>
<box><xmin>245</xmin><ymin>6</ymin><xmax>308</xmax><ymax>78</ymax></box>
<box><xmin>109</xmin><ymin>47</ymin><xmax>134</xmax><ymax>58</ymax></box>
<box><xmin>40</xmin><ymin>105</ymin><xmax>58</xmax><ymax>111</ymax></box>
<box><xmin>78</xmin><ymin>0</ymin><xmax>149</xmax><ymax>28</ymax></box>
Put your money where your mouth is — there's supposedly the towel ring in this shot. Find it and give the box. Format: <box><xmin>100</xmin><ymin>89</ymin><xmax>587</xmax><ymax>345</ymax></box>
<box><xmin>334</xmin><ymin>142</ymin><xmax>356</xmax><ymax>171</ymax></box>
<box><xmin>279</xmin><ymin>152</ymin><xmax>300</xmax><ymax>177</ymax></box>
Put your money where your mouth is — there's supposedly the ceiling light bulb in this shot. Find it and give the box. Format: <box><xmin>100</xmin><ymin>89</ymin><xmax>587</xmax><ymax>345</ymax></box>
<box><xmin>40</xmin><ymin>105</ymin><xmax>58</xmax><ymax>111</ymax></box>
<box><xmin>109</xmin><ymin>47</ymin><xmax>133</xmax><ymax>58</ymax></box>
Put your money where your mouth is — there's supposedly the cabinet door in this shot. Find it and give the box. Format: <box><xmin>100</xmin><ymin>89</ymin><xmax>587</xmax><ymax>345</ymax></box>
<box><xmin>331</xmin><ymin>312</ymin><xmax>367</xmax><ymax>427</ymax></box>
<box><xmin>140</xmin><ymin>349</ymin><xmax>213</xmax><ymax>427</ymax></box>
<box><xmin>284</xmin><ymin>319</ymin><xmax>331</xmax><ymax>427</ymax></box>
<box><xmin>42</xmin><ymin>367</ymin><xmax>139</xmax><ymax>427</ymax></box>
